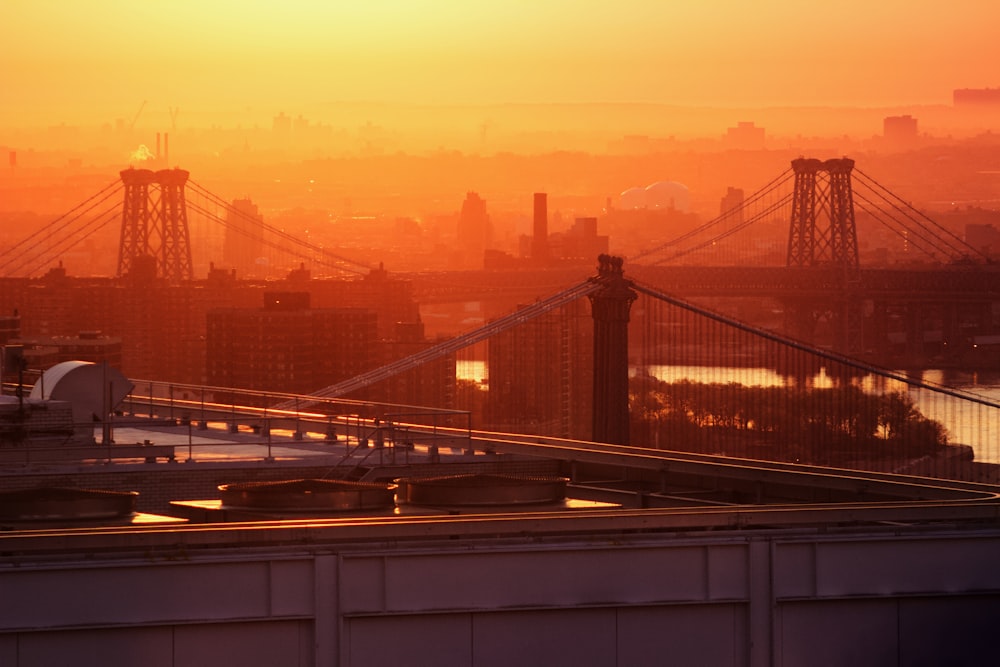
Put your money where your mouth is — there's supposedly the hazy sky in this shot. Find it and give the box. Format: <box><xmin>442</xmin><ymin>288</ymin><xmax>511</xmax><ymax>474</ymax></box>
<box><xmin>3</xmin><ymin>0</ymin><xmax>998</xmax><ymax>127</ymax></box>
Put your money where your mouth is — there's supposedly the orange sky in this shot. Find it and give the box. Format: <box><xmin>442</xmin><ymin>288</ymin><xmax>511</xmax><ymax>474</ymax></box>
<box><xmin>2</xmin><ymin>0</ymin><xmax>998</xmax><ymax>128</ymax></box>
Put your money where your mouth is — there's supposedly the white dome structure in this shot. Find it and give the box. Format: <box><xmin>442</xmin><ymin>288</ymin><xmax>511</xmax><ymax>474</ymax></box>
<box><xmin>618</xmin><ymin>187</ymin><xmax>647</xmax><ymax>210</ymax></box>
<box><xmin>618</xmin><ymin>181</ymin><xmax>691</xmax><ymax>212</ymax></box>
<box><xmin>644</xmin><ymin>181</ymin><xmax>691</xmax><ymax>212</ymax></box>
<box><xmin>30</xmin><ymin>361</ymin><xmax>133</xmax><ymax>425</ymax></box>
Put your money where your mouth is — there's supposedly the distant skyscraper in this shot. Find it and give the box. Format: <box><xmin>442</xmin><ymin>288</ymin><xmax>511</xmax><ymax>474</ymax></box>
<box><xmin>223</xmin><ymin>199</ymin><xmax>265</xmax><ymax>277</ymax></box>
<box><xmin>456</xmin><ymin>192</ymin><xmax>491</xmax><ymax>268</ymax></box>
<box><xmin>724</xmin><ymin>121</ymin><xmax>765</xmax><ymax>150</ymax></box>
<box><xmin>532</xmin><ymin>192</ymin><xmax>550</xmax><ymax>262</ymax></box>
<box><xmin>272</xmin><ymin>112</ymin><xmax>292</xmax><ymax>134</ymax></box>
<box><xmin>883</xmin><ymin>115</ymin><xmax>918</xmax><ymax>148</ymax></box>
<box><xmin>953</xmin><ymin>88</ymin><xmax>1000</xmax><ymax>106</ymax></box>
<box><xmin>720</xmin><ymin>187</ymin><xmax>745</xmax><ymax>225</ymax></box>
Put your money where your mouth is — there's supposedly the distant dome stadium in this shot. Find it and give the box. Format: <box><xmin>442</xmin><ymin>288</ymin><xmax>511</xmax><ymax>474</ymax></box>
<box><xmin>618</xmin><ymin>181</ymin><xmax>690</xmax><ymax>212</ymax></box>
<box><xmin>618</xmin><ymin>187</ymin><xmax>647</xmax><ymax>210</ymax></box>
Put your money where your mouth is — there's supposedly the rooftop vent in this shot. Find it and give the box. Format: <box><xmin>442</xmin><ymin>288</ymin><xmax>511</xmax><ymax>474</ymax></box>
<box><xmin>396</xmin><ymin>473</ymin><xmax>569</xmax><ymax>507</ymax></box>
<box><xmin>218</xmin><ymin>478</ymin><xmax>396</xmax><ymax>512</ymax></box>
<box><xmin>0</xmin><ymin>487</ymin><xmax>137</xmax><ymax>522</ymax></box>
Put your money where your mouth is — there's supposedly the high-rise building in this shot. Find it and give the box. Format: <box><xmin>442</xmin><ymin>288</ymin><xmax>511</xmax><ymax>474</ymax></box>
<box><xmin>222</xmin><ymin>198</ymin><xmax>265</xmax><ymax>278</ymax></box>
<box><xmin>456</xmin><ymin>192</ymin><xmax>491</xmax><ymax>268</ymax></box>
<box><xmin>883</xmin><ymin>115</ymin><xmax>918</xmax><ymax>148</ymax></box>
<box><xmin>486</xmin><ymin>298</ymin><xmax>592</xmax><ymax>439</ymax></box>
<box><xmin>953</xmin><ymin>87</ymin><xmax>1000</xmax><ymax>106</ymax></box>
<box><xmin>724</xmin><ymin>121</ymin><xmax>765</xmax><ymax>150</ymax></box>
<box><xmin>532</xmin><ymin>192</ymin><xmax>551</xmax><ymax>263</ymax></box>
<box><xmin>720</xmin><ymin>186</ymin><xmax>745</xmax><ymax>225</ymax></box>
<box><xmin>0</xmin><ymin>267</ymin><xmax>422</xmax><ymax>385</ymax></box>
<box><xmin>206</xmin><ymin>292</ymin><xmax>378</xmax><ymax>396</ymax></box>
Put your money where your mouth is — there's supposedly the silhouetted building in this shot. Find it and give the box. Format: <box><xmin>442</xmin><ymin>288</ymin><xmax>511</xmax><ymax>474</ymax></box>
<box><xmin>486</xmin><ymin>298</ymin><xmax>592</xmax><ymax>439</ymax></box>
<box><xmin>724</xmin><ymin>121</ymin><xmax>765</xmax><ymax>150</ymax></box>
<box><xmin>272</xmin><ymin>112</ymin><xmax>292</xmax><ymax>134</ymax></box>
<box><xmin>15</xmin><ymin>331</ymin><xmax>122</xmax><ymax>370</ymax></box>
<box><xmin>206</xmin><ymin>293</ymin><xmax>378</xmax><ymax>395</ymax></box>
<box><xmin>532</xmin><ymin>193</ymin><xmax>551</xmax><ymax>262</ymax></box>
<box><xmin>375</xmin><ymin>322</ymin><xmax>456</xmax><ymax>410</ymax></box>
<box><xmin>720</xmin><ymin>186</ymin><xmax>745</xmax><ymax>224</ymax></box>
<box><xmin>0</xmin><ymin>310</ymin><xmax>19</xmax><ymax>345</ymax></box>
<box><xmin>883</xmin><ymin>115</ymin><xmax>918</xmax><ymax>148</ymax></box>
<box><xmin>456</xmin><ymin>192</ymin><xmax>491</xmax><ymax>268</ymax></box>
<box><xmin>222</xmin><ymin>198</ymin><xmax>265</xmax><ymax>277</ymax></box>
<box><xmin>953</xmin><ymin>87</ymin><xmax>1000</xmax><ymax>106</ymax></box>
<box><xmin>966</xmin><ymin>223</ymin><xmax>1000</xmax><ymax>259</ymax></box>
<box><xmin>0</xmin><ymin>267</ymin><xmax>421</xmax><ymax>386</ymax></box>
<box><xmin>550</xmin><ymin>217</ymin><xmax>609</xmax><ymax>262</ymax></box>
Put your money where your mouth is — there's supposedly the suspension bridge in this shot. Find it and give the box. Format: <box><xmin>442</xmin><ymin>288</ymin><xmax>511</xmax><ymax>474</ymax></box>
<box><xmin>2</xmin><ymin>158</ymin><xmax>1000</xmax><ymax>482</ymax></box>
<box><xmin>5</xmin><ymin>160</ymin><xmax>1000</xmax><ymax>667</ymax></box>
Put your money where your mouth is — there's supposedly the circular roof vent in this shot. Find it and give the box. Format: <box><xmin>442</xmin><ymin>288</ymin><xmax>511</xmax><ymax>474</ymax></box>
<box><xmin>0</xmin><ymin>487</ymin><xmax>138</xmax><ymax>522</ymax></box>
<box><xmin>218</xmin><ymin>478</ymin><xmax>396</xmax><ymax>512</ymax></box>
<box><xmin>396</xmin><ymin>473</ymin><xmax>568</xmax><ymax>507</ymax></box>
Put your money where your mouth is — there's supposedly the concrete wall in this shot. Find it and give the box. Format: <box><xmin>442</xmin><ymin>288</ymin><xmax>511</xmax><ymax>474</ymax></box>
<box><xmin>2</xmin><ymin>525</ymin><xmax>999</xmax><ymax>666</ymax></box>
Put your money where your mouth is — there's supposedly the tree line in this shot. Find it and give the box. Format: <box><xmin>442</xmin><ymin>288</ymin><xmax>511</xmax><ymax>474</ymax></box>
<box><xmin>630</xmin><ymin>376</ymin><xmax>948</xmax><ymax>466</ymax></box>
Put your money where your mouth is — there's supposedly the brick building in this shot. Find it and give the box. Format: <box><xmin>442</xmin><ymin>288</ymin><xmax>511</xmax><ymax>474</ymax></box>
<box><xmin>206</xmin><ymin>292</ymin><xmax>378</xmax><ymax>396</ymax></box>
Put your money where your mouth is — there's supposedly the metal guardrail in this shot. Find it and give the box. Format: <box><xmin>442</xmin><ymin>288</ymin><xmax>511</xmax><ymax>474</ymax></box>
<box><xmin>107</xmin><ymin>379</ymin><xmax>474</xmax><ymax>465</ymax></box>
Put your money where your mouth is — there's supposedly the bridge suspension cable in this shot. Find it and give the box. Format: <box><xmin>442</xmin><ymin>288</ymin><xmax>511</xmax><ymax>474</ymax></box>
<box><xmin>2</xmin><ymin>205</ymin><xmax>121</xmax><ymax>278</ymax></box>
<box><xmin>0</xmin><ymin>180</ymin><xmax>123</xmax><ymax>277</ymax></box>
<box><xmin>647</xmin><ymin>191</ymin><xmax>793</xmax><ymax>266</ymax></box>
<box><xmin>632</xmin><ymin>169</ymin><xmax>794</xmax><ymax>264</ymax></box>
<box><xmin>274</xmin><ymin>279</ymin><xmax>602</xmax><ymax>406</ymax></box>
<box><xmin>853</xmin><ymin>168</ymin><xmax>991</xmax><ymax>263</ymax></box>
<box><xmin>187</xmin><ymin>180</ymin><xmax>374</xmax><ymax>276</ymax></box>
<box><xmin>631</xmin><ymin>278</ymin><xmax>1000</xmax><ymax>412</ymax></box>
<box><xmin>852</xmin><ymin>190</ymin><xmax>952</xmax><ymax>262</ymax></box>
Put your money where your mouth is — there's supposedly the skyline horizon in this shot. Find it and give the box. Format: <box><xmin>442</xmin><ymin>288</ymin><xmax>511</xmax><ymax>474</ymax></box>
<box><xmin>5</xmin><ymin>1</ymin><xmax>999</xmax><ymax>131</ymax></box>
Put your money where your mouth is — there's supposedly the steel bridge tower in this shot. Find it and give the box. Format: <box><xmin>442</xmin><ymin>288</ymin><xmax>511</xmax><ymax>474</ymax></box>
<box><xmin>590</xmin><ymin>254</ymin><xmax>636</xmax><ymax>445</ymax></box>
<box><xmin>785</xmin><ymin>158</ymin><xmax>863</xmax><ymax>355</ymax></box>
<box><xmin>787</xmin><ymin>157</ymin><xmax>859</xmax><ymax>269</ymax></box>
<box><xmin>118</xmin><ymin>167</ymin><xmax>194</xmax><ymax>283</ymax></box>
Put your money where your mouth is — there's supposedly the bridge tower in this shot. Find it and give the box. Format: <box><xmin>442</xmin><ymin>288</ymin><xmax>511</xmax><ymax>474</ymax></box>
<box><xmin>589</xmin><ymin>254</ymin><xmax>636</xmax><ymax>445</ymax></box>
<box><xmin>787</xmin><ymin>157</ymin><xmax>859</xmax><ymax>269</ymax></box>
<box><xmin>117</xmin><ymin>168</ymin><xmax>194</xmax><ymax>283</ymax></box>
<box><xmin>785</xmin><ymin>158</ymin><xmax>864</xmax><ymax>355</ymax></box>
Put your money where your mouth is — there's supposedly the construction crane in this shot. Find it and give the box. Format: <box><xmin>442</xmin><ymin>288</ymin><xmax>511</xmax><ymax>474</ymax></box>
<box><xmin>129</xmin><ymin>100</ymin><xmax>147</xmax><ymax>131</ymax></box>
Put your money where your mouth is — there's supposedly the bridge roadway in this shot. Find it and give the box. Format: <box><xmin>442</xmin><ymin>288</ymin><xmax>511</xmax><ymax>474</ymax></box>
<box><xmin>3</xmin><ymin>434</ymin><xmax>1000</xmax><ymax>666</ymax></box>
<box><xmin>405</xmin><ymin>263</ymin><xmax>1000</xmax><ymax>303</ymax></box>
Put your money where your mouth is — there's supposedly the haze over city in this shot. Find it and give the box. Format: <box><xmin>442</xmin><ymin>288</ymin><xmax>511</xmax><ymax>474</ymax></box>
<box><xmin>5</xmin><ymin>4</ymin><xmax>1000</xmax><ymax>665</ymax></box>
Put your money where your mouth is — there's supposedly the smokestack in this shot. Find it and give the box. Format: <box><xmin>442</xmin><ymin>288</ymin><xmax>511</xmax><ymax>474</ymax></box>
<box><xmin>164</xmin><ymin>133</ymin><xmax>169</xmax><ymax>167</ymax></box>
<box><xmin>532</xmin><ymin>192</ymin><xmax>549</xmax><ymax>262</ymax></box>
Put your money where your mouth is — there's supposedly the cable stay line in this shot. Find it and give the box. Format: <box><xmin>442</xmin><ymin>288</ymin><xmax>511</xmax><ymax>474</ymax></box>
<box><xmin>188</xmin><ymin>180</ymin><xmax>373</xmax><ymax>275</ymax></box>
<box><xmin>1</xmin><ymin>199</ymin><xmax>123</xmax><ymax>277</ymax></box>
<box><xmin>4</xmin><ymin>207</ymin><xmax>121</xmax><ymax>278</ymax></box>
<box><xmin>0</xmin><ymin>181</ymin><xmax>122</xmax><ymax>269</ymax></box>
<box><xmin>632</xmin><ymin>169</ymin><xmax>793</xmax><ymax>263</ymax></box>
<box><xmin>185</xmin><ymin>199</ymin><xmax>367</xmax><ymax>277</ymax></box>
<box><xmin>631</xmin><ymin>279</ymin><xmax>1000</xmax><ymax>411</ymax></box>
<box><xmin>273</xmin><ymin>279</ymin><xmax>602</xmax><ymax>407</ymax></box>
<box><xmin>649</xmin><ymin>192</ymin><xmax>793</xmax><ymax>266</ymax></box>
<box><xmin>852</xmin><ymin>193</ymin><xmax>951</xmax><ymax>262</ymax></box>
<box><xmin>854</xmin><ymin>168</ymin><xmax>991</xmax><ymax>262</ymax></box>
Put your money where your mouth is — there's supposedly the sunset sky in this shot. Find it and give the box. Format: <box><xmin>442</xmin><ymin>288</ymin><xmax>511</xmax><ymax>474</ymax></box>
<box><xmin>2</xmin><ymin>0</ymin><xmax>998</xmax><ymax>128</ymax></box>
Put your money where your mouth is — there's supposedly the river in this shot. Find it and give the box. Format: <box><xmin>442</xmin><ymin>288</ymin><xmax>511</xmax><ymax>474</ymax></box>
<box><xmin>456</xmin><ymin>360</ymin><xmax>1000</xmax><ymax>465</ymax></box>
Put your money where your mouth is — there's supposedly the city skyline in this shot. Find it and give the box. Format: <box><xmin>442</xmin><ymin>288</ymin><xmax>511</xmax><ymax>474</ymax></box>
<box><xmin>3</xmin><ymin>0</ymin><xmax>998</xmax><ymax>132</ymax></box>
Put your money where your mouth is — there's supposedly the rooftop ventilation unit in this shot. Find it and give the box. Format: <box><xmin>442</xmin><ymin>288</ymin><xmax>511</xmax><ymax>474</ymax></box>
<box><xmin>0</xmin><ymin>487</ymin><xmax>138</xmax><ymax>523</ymax></box>
<box><xmin>218</xmin><ymin>478</ymin><xmax>396</xmax><ymax>513</ymax></box>
<box><xmin>396</xmin><ymin>473</ymin><xmax>569</xmax><ymax>507</ymax></box>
